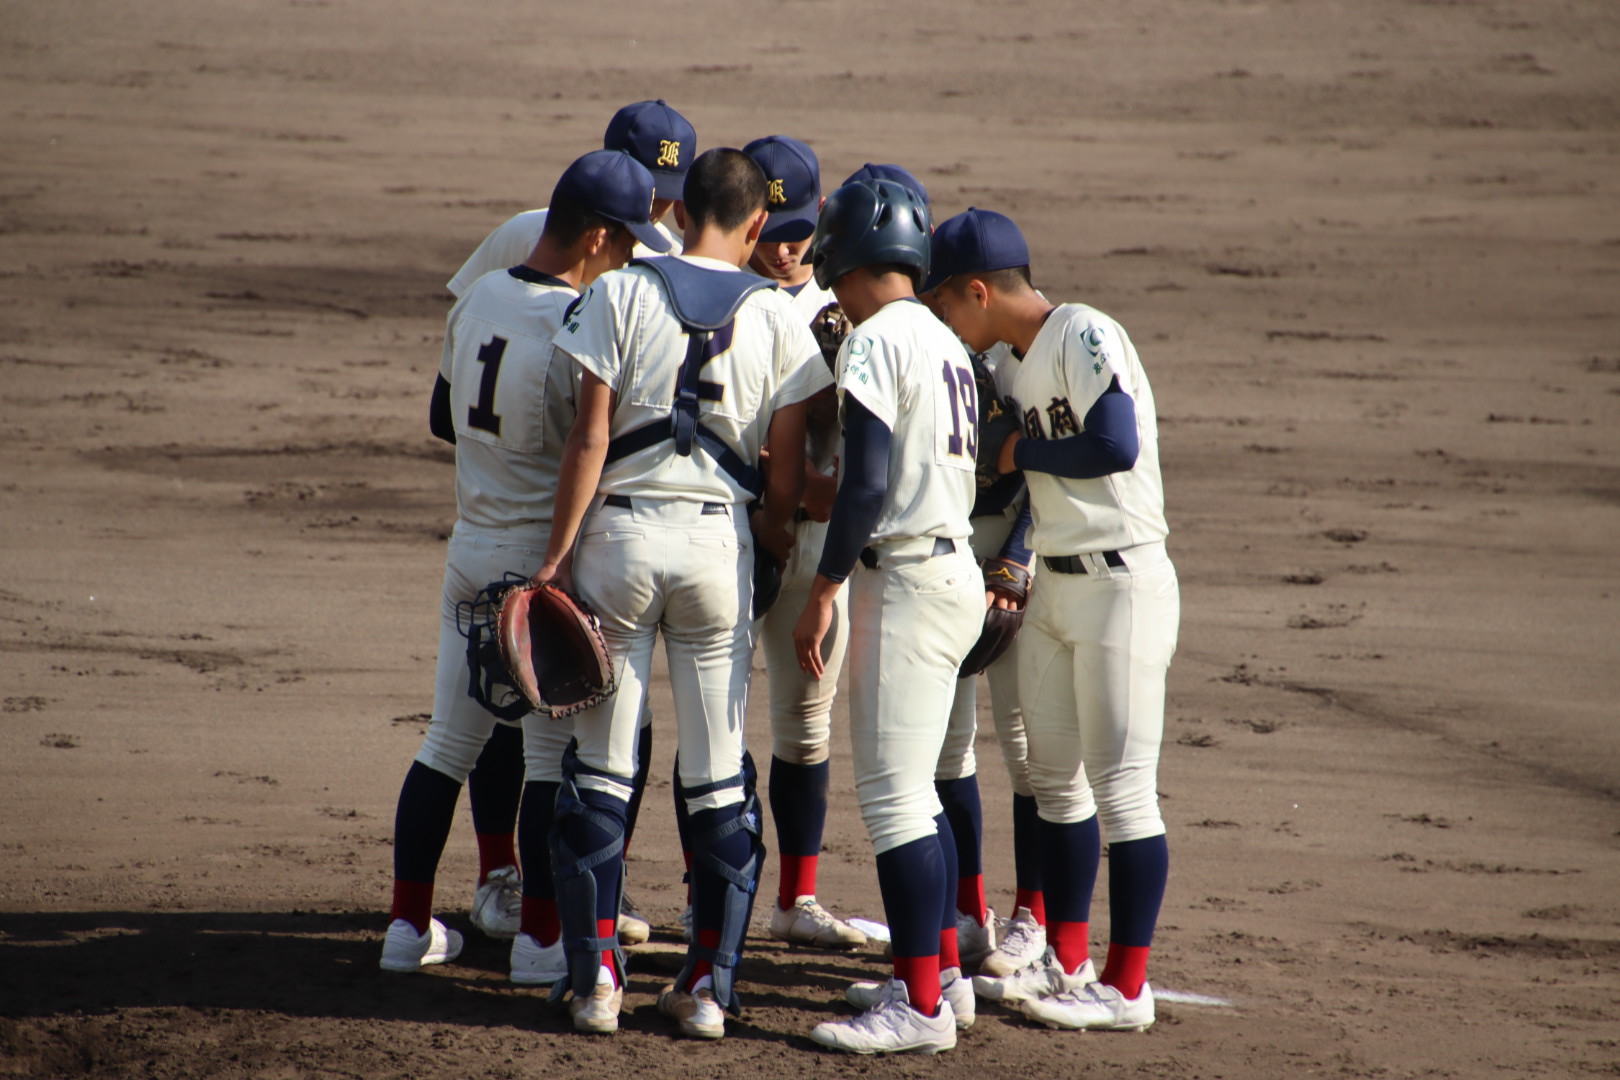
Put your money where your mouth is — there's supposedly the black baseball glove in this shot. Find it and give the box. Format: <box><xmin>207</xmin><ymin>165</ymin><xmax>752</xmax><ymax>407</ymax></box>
<box><xmin>958</xmin><ymin>557</ymin><xmax>1033</xmax><ymax>677</ymax></box>
<box><xmin>972</xmin><ymin>354</ymin><xmax>1021</xmax><ymax>490</ymax></box>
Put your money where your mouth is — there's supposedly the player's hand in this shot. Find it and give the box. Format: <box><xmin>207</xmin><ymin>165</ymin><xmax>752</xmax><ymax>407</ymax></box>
<box><xmin>529</xmin><ymin>553</ymin><xmax>573</xmax><ymax>595</ymax></box>
<box><xmin>750</xmin><ymin>506</ymin><xmax>795</xmax><ymax>567</ymax></box>
<box><xmin>793</xmin><ymin>595</ymin><xmax>835</xmax><ymax>679</ymax></box>
<box><xmin>802</xmin><ymin>455</ymin><xmax>837</xmax><ymax>523</ymax></box>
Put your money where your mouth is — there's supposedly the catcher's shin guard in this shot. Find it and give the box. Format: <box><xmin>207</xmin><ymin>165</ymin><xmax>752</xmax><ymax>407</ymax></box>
<box><xmin>548</xmin><ymin>743</ymin><xmax>632</xmax><ymax>1004</ymax></box>
<box><xmin>674</xmin><ymin>752</ymin><xmax>766</xmax><ymax>1014</ymax></box>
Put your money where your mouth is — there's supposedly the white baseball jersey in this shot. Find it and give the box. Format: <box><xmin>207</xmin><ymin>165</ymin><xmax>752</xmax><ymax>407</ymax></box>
<box><xmin>782</xmin><ymin>277</ymin><xmax>837</xmax><ymax>324</ymax></box>
<box><xmin>837</xmin><ymin>299</ymin><xmax>976</xmax><ymax>541</ymax></box>
<box><xmin>438</xmin><ymin>268</ymin><xmax>581</xmax><ymax>528</ymax></box>
<box><xmin>448</xmin><ymin>208</ymin><xmax>683</xmax><ymax>298</ymax></box>
<box><xmin>1006</xmin><ymin>303</ymin><xmax>1167</xmax><ymax>555</ymax></box>
<box><xmin>555</xmin><ymin>255</ymin><xmax>832</xmax><ymax>504</ymax></box>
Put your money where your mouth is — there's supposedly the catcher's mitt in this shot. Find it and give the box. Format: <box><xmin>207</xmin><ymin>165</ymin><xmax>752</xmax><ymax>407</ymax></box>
<box><xmin>496</xmin><ymin>581</ymin><xmax>616</xmax><ymax>718</ymax></box>
<box><xmin>810</xmin><ymin>302</ymin><xmax>850</xmax><ymax>369</ymax></box>
<box><xmin>958</xmin><ymin>557</ymin><xmax>1033</xmax><ymax>677</ymax></box>
<box><xmin>972</xmin><ymin>354</ymin><xmax>1021</xmax><ymax>490</ymax></box>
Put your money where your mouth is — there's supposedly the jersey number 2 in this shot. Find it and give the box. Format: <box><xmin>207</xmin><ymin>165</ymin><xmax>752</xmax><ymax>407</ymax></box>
<box><xmin>941</xmin><ymin>361</ymin><xmax>978</xmax><ymax>460</ymax></box>
<box><xmin>467</xmin><ymin>336</ymin><xmax>507</xmax><ymax>436</ymax></box>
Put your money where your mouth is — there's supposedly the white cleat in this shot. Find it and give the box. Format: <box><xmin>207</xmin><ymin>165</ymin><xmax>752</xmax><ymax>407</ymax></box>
<box><xmin>770</xmin><ymin>895</ymin><xmax>868</xmax><ymax>949</ymax></box>
<box><xmin>569</xmin><ymin>967</ymin><xmax>623</xmax><ymax>1035</ymax></box>
<box><xmin>617</xmin><ymin>891</ymin><xmax>651</xmax><ymax>946</ymax></box>
<box><xmin>813</xmin><ymin>979</ymin><xmax>956</xmax><ymax>1055</ymax></box>
<box><xmin>508</xmin><ymin>931</ymin><xmax>567</xmax><ymax>986</ymax></box>
<box><xmin>1021</xmin><ymin>979</ymin><xmax>1155</xmax><ymax>1032</ymax></box>
<box><xmin>979</xmin><ymin>905</ymin><xmax>1047</xmax><ymax>977</ymax></box>
<box><xmin>974</xmin><ymin>952</ymin><xmax>1095</xmax><ymax>1004</ymax></box>
<box><xmin>658</xmin><ymin>984</ymin><xmax>726</xmax><ymax>1039</ymax></box>
<box><xmin>845</xmin><ymin>966</ymin><xmax>975</xmax><ymax>1030</ymax></box>
<box><xmin>469</xmin><ymin>865</ymin><xmax>522</xmax><ymax>940</ymax></box>
<box><xmin>956</xmin><ymin>906</ymin><xmax>997</xmax><ymax>970</ymax></box>
<box><xmin>379</xmin><ymin>917</ymin><xmax>464</xmax><ymax>972</ymax></box>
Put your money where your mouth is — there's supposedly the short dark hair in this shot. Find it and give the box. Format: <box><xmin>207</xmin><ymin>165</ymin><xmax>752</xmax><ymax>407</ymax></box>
<box><xmin>542</xmin><ymin>197</ymin><xmax>622</xmax><ymax>248</ymax></box>
<box><xmin>939</xmin><ymin>265</ymin><xmax>1034</xmax><ymax>295</ymax></box>
<box><xmin>682</xmin><ymin>148</ymin><xmax>768</xmax><ymax>232</ymax></box>
<box><xmin>865</xmin><ymin>262</ymin><xmax>925</xmax><ymax>291</ymax></box>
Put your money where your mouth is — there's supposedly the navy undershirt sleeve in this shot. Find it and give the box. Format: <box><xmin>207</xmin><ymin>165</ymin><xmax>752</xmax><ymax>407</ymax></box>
<box><xmin>815</xmin><ymin>396</ymin><xmax>892</xmax><ymax>584</ymax></box>
<box><xmin>1012</xmin><ymin>376</ymin><xmax>1138</xmax><ymax>479</ymax></box>
<box><xmin>996</xmin><ymin>495</ymin><xmax>1034</xmax><ymax>566</ymax></box>
<box><xmin>429</xmin><ymin>374</ymin><xmax>456</xmax><ymax>445</ymax></box>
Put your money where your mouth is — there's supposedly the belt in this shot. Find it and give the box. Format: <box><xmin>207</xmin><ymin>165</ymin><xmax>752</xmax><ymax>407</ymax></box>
<box><xmin>604</xmin><ymin>493</ymin><xmax>728</xmax><ymax>515</ymax></box>
<box><xmin>1043</xmin><ymin>551</ymin><xmax>1126</xmax><ymax>575</ymax></box>
<box><xmin>793</xmin><ymin>507</ymin><xmax>813</xmax><ymax>524</ymax></box>
<box><xmin>860</xmin><ymin>536</ymin><xmax>956</xmax><ymax>570</ymax></box>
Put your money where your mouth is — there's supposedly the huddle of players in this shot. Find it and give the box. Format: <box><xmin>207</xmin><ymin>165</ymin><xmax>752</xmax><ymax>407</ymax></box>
<box><xmin>381</xmin><ymin>99</ymin><xmax>1179</xmax><ymax>1055</ymax></box>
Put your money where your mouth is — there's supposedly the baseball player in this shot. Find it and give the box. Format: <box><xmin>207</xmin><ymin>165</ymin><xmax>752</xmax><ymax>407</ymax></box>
<box><xmin>379</xmin><ymin>150</ymin><xmax>669</xmax><ymax>975</ymax></box>
<box><xmin>444</xmin><ymin>99</ymin><xmax>699</xmax><ymax>945</ymax></box>
<box><xmin>533</xmin><ymin>147</ymin><xmax>829</xmax><ymax>1038</ymax></box>
<box><xmin>927</xmin><ymin>208</ymin><xmax>1179</xmax><ymax>1032</ymax></box>
<box><xmin>447</xmin><ymin>100</ymin><xmax>694</xmax><ymax>299</ymax></box>
<box><xmin>793</xmin><ymin>179</ymin><xmax>985</xmax><ymax>1054</ymax></box>
<box><xmin>737</xmin><ymin>134</ymin><xmax>865</xmax><ymax>950</ymax></box>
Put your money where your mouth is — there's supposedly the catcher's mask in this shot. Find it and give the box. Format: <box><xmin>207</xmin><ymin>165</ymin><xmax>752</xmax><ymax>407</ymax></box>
<box><xmin>456</xmin><ymin>573</ymin><xmax>533</xmax><ymax>722</ymax></box>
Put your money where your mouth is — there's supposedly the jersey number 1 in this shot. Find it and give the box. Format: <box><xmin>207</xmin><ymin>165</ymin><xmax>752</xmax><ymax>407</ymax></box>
<box><xmin>467</xmin><ymin>336</ymin><xmax>507</xmax><ymax>436</ymax></box>
<box><xmin>942</xmin><ymin>361</ymin><xmax>977</xmax><ymax>460</ymax></box>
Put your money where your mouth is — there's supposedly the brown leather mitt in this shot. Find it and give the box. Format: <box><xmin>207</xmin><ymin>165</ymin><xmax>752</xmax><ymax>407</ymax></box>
<box><xmin>496</xmin><ymin>581</ymin><xmax>616</xmax><ymax>718</ymax></box>
<box><xmin>958</xmin><ymin>557</ymin><xmax>1033</xmax><ymax>677</ymax></box>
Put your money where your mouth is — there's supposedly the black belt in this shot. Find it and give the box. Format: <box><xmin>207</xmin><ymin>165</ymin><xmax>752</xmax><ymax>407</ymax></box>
<box><xmin>860</xmin><ymin>536</ymin><xmax>955</xmax><ymax>570</ymax></box>
<box><xmin>793</xmin><ymin>507</ymin><xmax>813</xmax><ymax>524</ymax></box>
<box><xmin>604</xmin><ymin>493</ymin><xmax>728</xmax><ymax>515</ymax></box>
<box><xmin>1043</xmin><ymin>551</ymin><xmax>1126</xmax><ymax>575</ymax></box>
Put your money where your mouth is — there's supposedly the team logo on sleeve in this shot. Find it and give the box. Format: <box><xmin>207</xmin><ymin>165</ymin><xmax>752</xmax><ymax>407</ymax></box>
<box><xmin>767</xmin><ymin>178</ymin><xmax>787</xmax><ymax>205</ymax></box>
<box><xmin>844</xmin><ymin>337</ymin><xmax>872</xmax><ymax>385</ymax></box>
<box><xmin>657</xmin><ymin>140</ymin><xmax>681</xmax><ymax>168</ymax></box>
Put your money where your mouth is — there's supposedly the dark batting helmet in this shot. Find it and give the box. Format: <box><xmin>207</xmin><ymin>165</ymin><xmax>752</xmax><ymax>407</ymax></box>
<box><xmin>803</xmin><ymin>179</ymin><xmax>931</xmax><ymax>291</ymax></box>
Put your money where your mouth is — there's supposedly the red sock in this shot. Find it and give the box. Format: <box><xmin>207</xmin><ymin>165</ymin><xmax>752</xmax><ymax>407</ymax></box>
<box><xmin>475</xmin><ymin>832</ymin><xmax>517</xmax><ymax>884</ymax></box>
<box><xmin>520</xmin><ymin>896</ymin><xmax>559</xmax><ymax>945</ymax></box>
<box><xmin>778</xmin><ymin>854</ymin><xmax>819</xmax><ymax>909</ymax></box>
<box><xmin>1015</xmin><ymin>888</ymin><xmax>1047</xmax><ymax>926</ymax></box>
<box><xmin>389</xmin><ymin>880</ymin><xmax>434</xmax><ymax>936</ymax></box>
<box><xmin>938</xmin><ymin>926</ymin><xmax>961</xmax><ymax>971</ymax></box>
<box><xmin>893</xmin><ymin>954</ymin><xmax>941</xmax><ymax>1017</ymax></box>
<box><xmin>686</xmin><ymin>929</ymin><xmax>720</xmax><ymax>991</ymax></box>
<box><xmin>956</xmin><ymin>874</ymin><xmax>987</xmax><ymax>925</ymax></box>
<box><xmin>598</xmin><ymin>918</ymin><xmax>618</xmax><ymax>987</ymax></box>
<box><xmin>1049</xmin><ymin>919</ymin><xmax>1090</xmax><ymax>975</ymax></box>
<box><xmin>1100</xmin><ymin>943</ymin><xmax>1151</xmax><ymax>1000</ymax></box>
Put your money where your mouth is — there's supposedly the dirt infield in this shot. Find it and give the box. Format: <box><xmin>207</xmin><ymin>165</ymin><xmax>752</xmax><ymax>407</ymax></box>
<box><xmin>2</xmin><ymin>1</ymin><xmax>1617</xmax><ymax>1076</ymax></box>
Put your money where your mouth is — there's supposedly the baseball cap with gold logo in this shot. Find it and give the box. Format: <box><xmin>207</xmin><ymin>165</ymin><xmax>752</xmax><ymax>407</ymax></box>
<box><xmin>603</xmin><ymin>99</ymin><xmax>697</xmax><ymax>201</ymax></box>
<box><xmin>743</xmin><ymin>135</ymin><xmax>822</xmax><ymax>243</ymax></box>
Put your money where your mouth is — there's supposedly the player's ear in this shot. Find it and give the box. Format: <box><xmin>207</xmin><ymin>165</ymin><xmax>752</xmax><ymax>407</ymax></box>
<box><xmin>745</xmin><ymin>206</ymin><xmax>768</xmax><ymax>245</ymax></box>
<box><xmin>584</xmin><ymin>225</ymin><xmax>611</xmax><ymax>257</ymax></box>
<box><xmin>672</xmin><ymin>201</ymin><xmax>688</xmax><ymax>231</ymax></box>
<box><xmin>970</xmin><ymin>278</ymin><xmax>992</xmax><ymax>310</ymax></box>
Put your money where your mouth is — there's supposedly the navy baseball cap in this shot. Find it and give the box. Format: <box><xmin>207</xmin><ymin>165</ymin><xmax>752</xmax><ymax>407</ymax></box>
<box><xmin>922</xmin><ymin>207</ymin><xmax>1028</xmax><ymax>292</ymax></box>
<box><xmin>551</xmin><ymin>149</ymin><xmax>672</xmax><ymax>253</ymax></box>
<box><xmin>603</xmin><ymin>99</ymin><xmax>696</xmax><ymax>201</ymax></box>
<box><xmin>843</xmin><ymin>163</ymin><xmax>930</xmax><ymax>207</ymax></box>
<box><xmin>744</xmin><ymin>135</ymin><xmax>822</xmax><ymax>243</ymax></box>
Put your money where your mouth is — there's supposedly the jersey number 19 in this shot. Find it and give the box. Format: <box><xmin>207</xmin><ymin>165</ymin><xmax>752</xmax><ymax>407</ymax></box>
<box><xmin>941</xmin><ymin>360</ymin><xmax>977</xmax><ymax>461</ymax></box>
